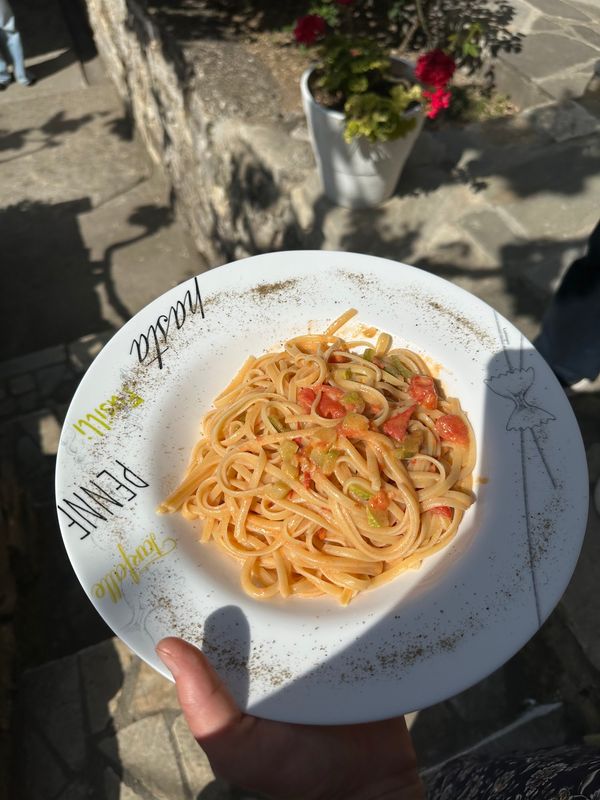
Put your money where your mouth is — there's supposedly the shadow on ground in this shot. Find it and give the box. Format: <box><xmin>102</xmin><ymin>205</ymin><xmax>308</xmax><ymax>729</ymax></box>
<box><xmin>0</xmin><ymin>104</ymin><xmax>134</xmax><ymax>162</ymax></box>
<box><xmin>0</xmin><ymin>197</ymin><xmax>174</xmax><ymax>361</ymax></box>
<box><xmin>13</xmin><ymin>637</ymin><xmax>124</xmax><ymax>799</ymax></box>
<box><xmin>13</xmin><ymin>0</ymin><xmax>94</xmax><ymax>63</ymax></box>
<box><xmin>195</xmin><ymin>105</ymin><xmax>598</xmax><ymax>333</ymax></box>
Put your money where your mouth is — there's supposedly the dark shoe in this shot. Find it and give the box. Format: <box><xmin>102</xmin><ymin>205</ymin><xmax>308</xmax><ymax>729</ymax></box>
<box><xmin>0</xmin><ymin>82</ymin><xmax>10</xmax><ymax>91</ymax></box>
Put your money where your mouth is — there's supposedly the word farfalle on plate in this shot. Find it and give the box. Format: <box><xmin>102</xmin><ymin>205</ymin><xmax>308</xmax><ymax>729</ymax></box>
<box><xmin>91</xmin><ymin>531</ymin><xmax>177</xmax><ymax>604</ymax></box>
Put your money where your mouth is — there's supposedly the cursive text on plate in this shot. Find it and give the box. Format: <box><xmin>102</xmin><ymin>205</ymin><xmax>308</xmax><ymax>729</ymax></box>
<box><xmin>130</xmin><ymin>276</ymin><xmax>205</xmax><ymax>369</ymax></box>
<box><xmin>91</xmin><ymin>531</ymin><xmax>177</xmax><ymax>603</ymax></box>
<box><xmin>73</xmin><ymin>385</ymin><xmax>144</xmax><ymax>440</ymax></box>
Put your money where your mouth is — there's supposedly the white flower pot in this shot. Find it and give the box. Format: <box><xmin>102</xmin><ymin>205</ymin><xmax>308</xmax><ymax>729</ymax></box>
<box><xmin>301</xmin><ymin>67</ymin><xmax>425</xmax><ymax>209</ymax></box>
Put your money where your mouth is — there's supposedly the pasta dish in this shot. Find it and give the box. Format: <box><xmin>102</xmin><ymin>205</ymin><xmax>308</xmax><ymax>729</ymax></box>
<box><xmin>159</xmin><ymin>310</ymin><xmax>475</xmax><ymax>604</ymax></box>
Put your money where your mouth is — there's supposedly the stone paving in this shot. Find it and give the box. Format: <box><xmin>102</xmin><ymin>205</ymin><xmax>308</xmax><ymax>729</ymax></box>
<box><xmin>2</xmin><ymin>0</ymin><xmax>600</xmax><ymax>797</ymax></box>
<box><xmin>13</xmin><ymin>638</ymin><xmax>247</xmax><ymax>800</ymax></box>
<box><xmin>496</xmin><ymin>0</ymin><xmax>600</xmax><ymax>112</ymax></box>
<box><xmin>0</xmin><ymin>1</ymin><xmax>205</xmax><ymax>362</ymax></box>
<box><xmin>0</xmin><ymin>0</ymin><xmax>205</xmax><ymax>794</ymax></box>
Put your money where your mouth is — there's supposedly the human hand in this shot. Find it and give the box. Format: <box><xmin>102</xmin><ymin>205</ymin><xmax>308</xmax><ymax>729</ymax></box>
<box><xmin>157</xmin><ymin>637</ymin><xmax>424</xmax><ymax>800</ymax></box>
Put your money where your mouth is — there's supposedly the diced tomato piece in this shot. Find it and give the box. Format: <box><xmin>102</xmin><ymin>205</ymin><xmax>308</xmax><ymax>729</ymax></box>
<box><xmin>301</xmin><ymin>471</ymin><xmax>313</xmax><ymax>489</ymax></box>
<box><xmin>368</xmin><ymin>490</ymin><xmax>390</xmax><ymax>511</ymax></box>
<box><xmin>315</xmin><ymin>385</ymin><xmax>351</xmax><ymax>419</ymax></box>
<box><xmin>435</xmin><ymin>414</ymin><xmax>469</xmax><ymax>446</ymax></box>
<box><xmin>321</xmin><ymin>385</ymin><xmax>344</xmax><ymax>400</ymax></box>
<box><xmin>293</xmin><ymin>437</ymin><xmax>304</xmax><ymax>446</ymax></box>
<box><xmin>382</xmin><ymin>405</ymin><xmax>416</xmax><ymax>442</ymax></box>
<box><xmin>431</xmin><ymin>505</ymin><xmax>452</xmax><ymax>520</ymax></box>
<box><xmin>298</xmin><ymin>388</ymin><xmax>316</xmax><ymax>412</ymax></box>
<box><xmin>338</xmin><ymin>425</ymin><xmax>360</xmax><ymax>438</ymax></box>
<box><xmin>298</xmin><ymin>455</ymin><xmax>312</xmax><ymax>473</ymax></box>
<box><xmin>318</xmin><ymin>395</ymin><xmax>346</xmax><ymax>419</ymax></box>
<box><xmin>338</xmin><ymin>422</ymin><xmax>368</xmax><ymax>439</ymax></box>
<box><xmin>328</xmin><ymin>353</ymin><xmax>351</xmax><ymax>363</ymax></box>
<box><xmin>338</xmin><ymin>425</ymin><xmax>364</xmax><ymax>438</ymax></box>
<box><xmin>408</xmin><ymin>375</ymin><xmax>438</xmax><ymax>410</ymax></box>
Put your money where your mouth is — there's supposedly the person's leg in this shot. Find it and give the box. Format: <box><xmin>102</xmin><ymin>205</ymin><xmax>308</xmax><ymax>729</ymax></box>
<box><xmin>1</xmin><ymin>12</ymin><xmax>31</xmax><ymax>84</ymax></box>
<box><xmin>0</xmin><ymin>34</ymin><xmax>13</xmax><ymax>85</ymax></box>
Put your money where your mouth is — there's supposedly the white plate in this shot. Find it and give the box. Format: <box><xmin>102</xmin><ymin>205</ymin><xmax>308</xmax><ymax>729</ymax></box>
<box><xmin>55</xmin><ymin>251</ymin><xmax>588</xmax><ymax>724</ymax></box>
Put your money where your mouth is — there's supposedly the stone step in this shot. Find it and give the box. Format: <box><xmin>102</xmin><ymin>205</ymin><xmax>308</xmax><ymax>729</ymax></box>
<box><xmin>0</xmin><ymin>331</ymin><xmax>111</xmax><ymax>427</ymax></box>
<box><xmin>492</xmin><ymin>0</ymin><xmax>600</xmax><ymax>106</ymax></box>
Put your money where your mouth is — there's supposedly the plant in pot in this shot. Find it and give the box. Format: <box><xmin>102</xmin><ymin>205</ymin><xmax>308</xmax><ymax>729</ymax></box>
<box><xmin>295</xmin><ymin>2</ymin><xmax>456</xmax><ymax>208</ymax></box>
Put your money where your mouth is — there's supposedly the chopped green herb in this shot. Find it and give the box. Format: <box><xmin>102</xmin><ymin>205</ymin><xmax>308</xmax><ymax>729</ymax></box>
<box><xmin>265</xmin><ymin>481</ymin><xmax>290</xmax><ymax>500</ymax></box>
<box><xmin>387</xmin><ymin>355</ymin><xmax>413</xmax><ymax>380</ymax></box>
<box><xmin>279</xmin><ymin>440</ymin><xmax>299</xmax><ymax>463</ymax></box>
<box><xmin>366</xmin><ymin>506</ymin><xmax>387</xmax><ymax>527</ymax></box>
<box><xmin>394</xmin><ymin>431</ymin><xmax>423</xmax><ymax>459</ymax></box>
<box><xmin>341</xmin><ymin>391</ymin><xmax>365</xmax><ymax>413</ymax></box>
<box><xmin>281</xmin><ymin>461</ymin><xmax>299</xmax><ymax>480</ymax></box>
<box><xmin>268</xmin><ymin>414</ymin><xmax>285</xmax><ymax>433</ymax></box>
<box><xmin>348</xmin><ymin>483</ymin><xmax>372</xmax><ymax>501</ymax></box>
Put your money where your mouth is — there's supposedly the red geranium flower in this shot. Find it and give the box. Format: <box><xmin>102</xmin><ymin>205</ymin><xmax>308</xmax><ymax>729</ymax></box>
<box><xmin>415</xmin><ymin>49</ymin><xmax>456</xmax><ymax>88</ymax></box>
<box><xmin>294</xmin><ymin>14</ymin><xmax>327</xmax><ymax>45</ymax></box>
<box><xmin>423</xmin><ymin>87</ymin><xmax>452</xmax><ymax>119</ymax></box>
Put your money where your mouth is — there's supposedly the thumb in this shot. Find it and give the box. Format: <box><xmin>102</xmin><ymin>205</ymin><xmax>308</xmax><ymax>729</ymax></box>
<box><xmin>156</xmin><ymin>636</ymin><xmax>243</xmax><ymax>742</ymax></box>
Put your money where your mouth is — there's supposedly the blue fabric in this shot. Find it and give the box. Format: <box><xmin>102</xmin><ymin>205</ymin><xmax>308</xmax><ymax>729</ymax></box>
<box><xmin>0</xmin><ymin>2</ymin><xmax>29</xmax><ymax>85</ymax></box>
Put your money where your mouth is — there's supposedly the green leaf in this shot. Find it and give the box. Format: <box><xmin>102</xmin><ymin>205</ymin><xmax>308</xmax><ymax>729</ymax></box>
<box><xmin>318</xmin><ymin>35</ymin><xmax>390</xmax><ymax>100</ymax></box>
<box><xmin>344</xmin><ymin>90</ymin><xmax>419</xmax><ymax>142</ymax></box>
<box><xmin>308</xmin><ymin>3</ymin><xmax>339</xmax><ymax>26</ymax></box>
<box><xmin>348</xmin><ymin>75</ymin><xmax>369</xmax><ymax>93</ymax></box>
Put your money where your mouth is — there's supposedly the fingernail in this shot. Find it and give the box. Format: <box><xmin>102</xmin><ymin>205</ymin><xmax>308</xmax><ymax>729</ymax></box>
<box><xmin>156</xmin><ymin>643</ymin><xmax>180</xmax><ymax>678</ymax></box>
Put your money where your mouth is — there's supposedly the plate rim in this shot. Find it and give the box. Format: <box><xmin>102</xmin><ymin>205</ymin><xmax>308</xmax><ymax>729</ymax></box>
<box><xmin>55</xmin><ymin>249</ymin><xmax>589</xmax><ymax>723</ymax></box>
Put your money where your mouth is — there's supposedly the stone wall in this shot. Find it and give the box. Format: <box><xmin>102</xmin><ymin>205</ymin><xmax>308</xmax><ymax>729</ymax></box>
<box><xmin>85</xmin><ymin>0</ymin><xmax>315</xmax><ymax>265</ymax></box>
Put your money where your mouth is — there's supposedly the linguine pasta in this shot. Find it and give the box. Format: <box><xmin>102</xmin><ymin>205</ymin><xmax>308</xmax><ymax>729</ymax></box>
<box><xmin>159</xmin><ymin>309</ymin><xmax>475</xmax><ymax>605</ymax></box>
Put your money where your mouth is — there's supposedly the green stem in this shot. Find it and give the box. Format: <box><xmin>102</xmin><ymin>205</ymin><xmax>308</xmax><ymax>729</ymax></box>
<box><xmin>415</xmin><ymin>0</ymin><xmax>431</xmax><ymax>48</ymax></box>
<box><xmin>400</xmin><ymin>18</ymin><xmax>419</xmax><ymax>52</ymax></box>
